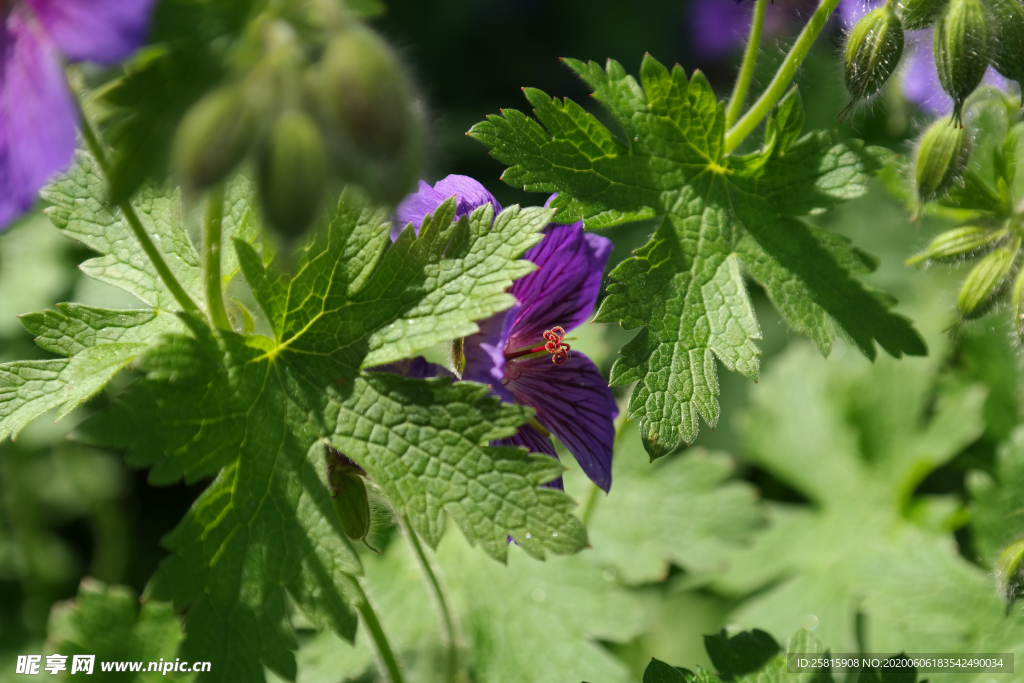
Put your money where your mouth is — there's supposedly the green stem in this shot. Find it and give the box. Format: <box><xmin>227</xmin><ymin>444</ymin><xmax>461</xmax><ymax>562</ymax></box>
<box><xmin>399</xmin><ymin>515</ymin><xmax>458</xmax><ymax>683</ymax></box>
<box><xmin>76</xmin><ymin>105</ymin><xmax>201</xmax><ymax>315</ymax></box>
<box><xmin>203</xmin><ymin>185</ymin><xmax>232</xmax><ymax>330</ymax></box>
<box><xmin>353</xmin><ymin>580</ymin><xmax>406</xmax><ymax>683</ymax></box>
<box><xmin>725</xmin><ymin>0</ymin><xmax>767</xmax><ymax>130</ymax></box>
<box><xmin>724</xmin><ymin>0</ymin><xmax>843</xmax><ymax>154</ymax></box>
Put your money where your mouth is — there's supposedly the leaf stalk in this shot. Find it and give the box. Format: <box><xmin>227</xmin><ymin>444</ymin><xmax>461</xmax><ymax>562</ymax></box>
<box><xmin>399</xmin><ymin>515</ymin><xmax>459</xmax><ymax>683</ymax></box>
<box><xmin>203</xmin><ymin>185</ymin><xmax>232</xmax><ymax>330</ymax></box>
<box><xmin>353</xmin><ymin>579</ymin><xmax>406</xmax><ymax>683</ymax></box>
<box><xmin>725</xmin><ymin>0</ymin><xmax>768</xmax><ymax>130</ymax></box>
<box><xmin>724</xmin><ymin>0</ymin><xmax>843</xmax><ymax>154</ymax></box>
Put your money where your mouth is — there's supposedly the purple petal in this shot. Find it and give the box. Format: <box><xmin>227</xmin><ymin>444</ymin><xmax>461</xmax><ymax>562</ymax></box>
<box><xmin>26</xmin><ymin>0</ymin><xmax>156</xmax><ymax>64</ymax></box>
<box><xmin>0</xmin><ymin>13</ymin><xmax>76</xmax><ymax>230</ymax></box>
<box><xmin>392</xmin><ymin>174</ymin><xmax>501</xmax><ymax>240</ymax></box>
<box><xmin>507</xmin><ymin>352</ymin><xmax>617</xmax><ymax>492</ymax></box>
<box><xmin>493</xmin><ymin>423</ymin><xmax>563</xmax><ymax>490</ymax></box>
<box><xmin>506</xmin><ymin>222</ymin><xmax>612</xmax><ymax>351</ymax></box>
<box><xmin>461</xmin><ymin>309</ymin><xmax>515</xmax><ymax>403</ymax></box>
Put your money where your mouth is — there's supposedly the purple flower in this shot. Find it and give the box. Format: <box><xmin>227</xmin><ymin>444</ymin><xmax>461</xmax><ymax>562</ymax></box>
<box><xmin>0</xmin><ymin>0</ymin><xmax>155</xmax><ymax>229</ymax></box>
<box><xmin>394</xmin><ymin>176</ymin><xmax>618</xmax><ymax>492</ymax></box>
<box><xmin>393</xmin><ymin>174</ymin><xmax>502</xmax><ymax>241</ymax></box>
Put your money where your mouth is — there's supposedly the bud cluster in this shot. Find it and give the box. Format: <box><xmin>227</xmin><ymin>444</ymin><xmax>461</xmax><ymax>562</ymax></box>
<box><xmin>171</xmin><ymin>11</ymin><xmax>423</xmax><ymax>239</ymax></box>
<box><xmin>843</xmin><ymin>0</ymin><xmax>1024</xmax><ymax>125</ymax></box>
<box><xmin>906</xmin><ymin>96</ymin><xmax>1024</xmax><ymax>335</ymax></box>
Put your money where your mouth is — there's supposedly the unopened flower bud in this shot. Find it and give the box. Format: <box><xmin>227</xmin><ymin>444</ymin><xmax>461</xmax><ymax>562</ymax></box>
<box><xmin>896</xmin><ymin>0</ymin><xmax>949</xmax><ymax>29</ymax></box>
<box><xmin>172</xmin><ymin>85</ymin><xmax>257</xmax><ymax>189</ymax></box>
<box><xmin>985</xmin><ymin>0</ymin><xmax>1024</xmax><ymax>95</ymax></box>
<box><xmin>997</xmin><ymin>538</ymin><xmax>1024</xmax><ymax>611</ymax></box>
<box><xmin>914</xmin><ymin>116</ymin><xmax>969</xmax><ymax>202</ymax></box>
<box><xmin>957</xmin><ymin>236</ymin><xmax>1019</xmax><ymax>317</ymax></box>
<box><xmin>934</xmin><ymin>0</ymin><xmax>991</xmax><ymax>124</ymax></box>
<box><xmin>257</xmin><ymin>109</ymin><xmax>328</xmax><ymax>238</ymax></box>
<box><xmin>842</xmin><ymin>5</ymin><xmax>905</xmax><ymax>114</ymax></box>
<box><xmin>907</xmin><ymin>226</ymin><xmax>1006</xmax><ymax>264</ymax></box>
<box><xmin>325</xmin><ymin>446</ymin><xmax>372</xmax><ymax>546</ymax></box>
<box><xmin>307</xmin><ymin>25</ymin><xmax>423</xmax><ymax>203</ymax></box>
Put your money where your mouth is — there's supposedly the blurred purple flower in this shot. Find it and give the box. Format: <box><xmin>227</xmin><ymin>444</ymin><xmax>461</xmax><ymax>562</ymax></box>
<box><xmin>395</xmin><ymin>177</ymin><xmax>618</xmax><ymax>492</ymax></box>
<box><xmin>0</xmin><ymin>0</ymin><xmax>155</xmax><ymax>230</ymax></box>
<box><xmin>686</xmin><ymin>0</ymin><xmax>791</xmax><ymax>62</ymax></box>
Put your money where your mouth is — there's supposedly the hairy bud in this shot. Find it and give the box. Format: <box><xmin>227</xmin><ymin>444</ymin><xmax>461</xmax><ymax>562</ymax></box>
<box><xmin>986</xmin><ymin>0</ymin><xmax>1024</xmax><ymax>95</ymax></box>
<box><xmin>257</xmin><ymin>110</ymin><xmax>328</xmax><ymax>238</ymax></box>
<box><xmin>934</xmin><ymin>0</ymin><xmax>991</xmax><ymax>124</ymax></box>
<box><xmin>172</xmin><ymin>85</ymin><xmax>257</xmax><ymax>189</ymax></box>
<box><xmin>841</xmin><ymin>6</ymin><xmax>905</xmax><ymax>118</ymax></box>
<box><xmin>957</xmin><ymin>236</ymin><xmax>1020</xmax><ymax>317</ymax></box>
<box><xmin>907</xmin><ymin>226</ymin><xmax>1007</xmax><ymax>264</ymax></box>
<box><xmin>325</xmin><ymin>446</ymin><xmax>373</xmax><ymax>547</ymax></box>
<box><xmin>896</xmin><ymin>0</ymin><xmax>949</xmax><ymax>29</ymax></box>
<box><xmin>997</xmin><ymin>538</ymin><xmax>1024</xmax><ymax>611</ymax></box>
<box><xmin>915</xmin><ymin>116</ymin><xmax>969</xmax><ymax>202</ymax></box>
<box><xmin>307</xmin><ymin>25</ymin><xmax>423</xmax><ymax>203</ymax></box>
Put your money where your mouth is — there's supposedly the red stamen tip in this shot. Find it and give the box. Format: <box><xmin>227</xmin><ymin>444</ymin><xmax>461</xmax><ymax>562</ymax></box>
<box><xmin>543</xmin><ymin>327</ymin><xmax>571</xmax><ymax>364</ymax></box>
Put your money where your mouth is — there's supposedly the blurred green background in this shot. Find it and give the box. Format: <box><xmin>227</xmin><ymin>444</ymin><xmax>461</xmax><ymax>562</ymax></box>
<box><xmin>2</xmin><ymin>1</ymin><xmax>1022</xmax><ymax>681</ymax></box>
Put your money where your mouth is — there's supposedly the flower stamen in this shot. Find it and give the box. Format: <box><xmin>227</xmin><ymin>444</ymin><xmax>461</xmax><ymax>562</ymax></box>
<box><xmin>503</xmin><ymin>326</ymin><xmax>571</xmax><ymax>366</ymax></box>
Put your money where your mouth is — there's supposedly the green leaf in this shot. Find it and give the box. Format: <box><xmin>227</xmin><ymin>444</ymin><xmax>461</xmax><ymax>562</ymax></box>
<box><xmin>580</xmin><ymin>423</ymin><xmax>764</xmax><ymax>584</ymax></box>
<box><xmin>41</xmin><ymin>152</ymin><xmax>203</xmax><ymax>310</ymax></box>
<box><xmin>328</xmin><ymin>373</ymin><xmax>587</xmax><ymax>561</ymax></box>
<box><xmin>643</xmin><ymin>658</ymin><xmax>691</xmax><ymax>683</ymax></box>
<box><xmin>470</xmin><ymin>56</ymin><xmax>925</xmax><ymax>456</ymax></box>
<box><xmin>46</xmin><ymin>579</ymin><xmax>185</xmax><ymax>683</ymax></box>
<box><xmin>643</xmin><ymin>629</ymin><xmax>833</xmax><ymax>683</ymax></box>
<box><xmin>704</xmin><ymin>629</ymin><xmax>779</xmax><ymax>678</ymax></box>
<box><xmin>969</xmin><ymin>427</ymin><xmax>1024</xmax><ymax>566</ymax></box>
<box><xmin>0</xmin><ymin>305</ymin><xmax>180</xmax><ymax>441</ymax></box>
<box><xmin>272</xmin><ymin>531</ymin><xmax>644</xmax><ymax>683</ymax></box>
<box><xmin>77</xmin><ymin>190</ymin><xmax>582</xmax><ymax>682</ymax></box>
<box><xmin>706</xmin><ymin>343</ymin><xmax>1024</xmax><ymax>668</ymax></box>
<box><xmin>363</xmin><ymin>202</ymin><xmax>546</xmax><ymax>367</ymax></box>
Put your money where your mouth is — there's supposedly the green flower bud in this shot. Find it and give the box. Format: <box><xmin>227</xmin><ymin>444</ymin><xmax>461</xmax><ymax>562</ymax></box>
<box><xmin>325</xmin><ymin>446</ymin><xmax>372</xmax><ymax>545</ymax></box>
<box><xmin>172</xmin><ymin>85</ymin><xmax>257</xmax><ymax>189</ymax></box>
<box><xmin>957</xmin><ymin>236</ymin><xmax>1019</xmax><ymax>317</ymax></box>
<box><xmin>307</xmin><ymin>25</ymin><xmax>423</xmax><ymax>203</ymax></box>
<box><xmin>257</xmin><ymin>109</ymin><xmax>328</xmax><ymax>238</ymax></box>
<box><xmin>907</xmin><ymin>226</ymin><xmax>1007</xmax><ymax>264</ymax></box>
<box><xmin>841</xmin><ymin>6</ymin><xmax>905</xmax><ymax>117</ymax></box>
<box><xmin>914</xmin><ymin>116</ymin><xmax>969</xmax><ymax>202</ymax></box>
<box><xmin>934</xmin><ymin>0</ymin><xmax>991</xmax><ymax>124</ymax></box>
<box><xmin>985</xmin><ymin>0</ymin><xmax>1024</xmax><ymax>89</ymax></box>
<box><xmin>997</xmin><ymin>538</ymin><xmax>1024</xmax><ymax>611</ymax></box>
<box><xmin>896</xmin><ymin>0</ymin><xmax>949</xmax><ymax>29</ymax></box>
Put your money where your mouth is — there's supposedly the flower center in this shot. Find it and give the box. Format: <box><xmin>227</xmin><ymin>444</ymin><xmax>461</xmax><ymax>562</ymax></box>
<box><xmin>504</xmin><ymin>326</ymin><xmax>571</xmax><ymax>365</ymax></box>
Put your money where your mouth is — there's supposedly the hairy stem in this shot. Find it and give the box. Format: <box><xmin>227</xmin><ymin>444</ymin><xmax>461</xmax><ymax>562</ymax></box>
<box><xmin>724</xmin><ymin>0</ymin><xmax>842</xmax><ymax>154</ymax></box>
<box><xmin>76</xmin><ymin>110</ymin><xmax>202</xmax><ymax>315</ymax></box>
<box><xmin>353</xmin><ymin>579</ymin><xmax>406</xmax><ymax>683</ymax></box>
<box><xmin>725</xmin><ymin>0</ymin><xmax>767</xmax><ymax>130</ymax></box>
<box><xmin>203</xmin><ymin>185</ymin><xmax>232</xmax><ymax>330</ymax></box>
<box><xmin>399</xmin><ymin>515</ymin><xmax>458</xmax><ymax>683</ymax></box>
